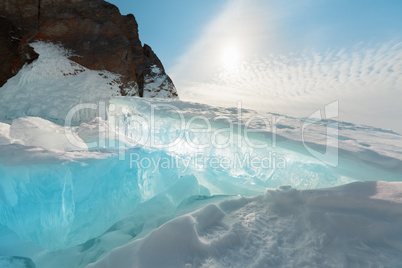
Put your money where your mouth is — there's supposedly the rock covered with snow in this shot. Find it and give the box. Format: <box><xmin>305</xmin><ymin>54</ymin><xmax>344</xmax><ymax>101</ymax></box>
<box><xmin>0</xmin><ymin>42</ymin><xmax>126</xmax><ymax>124</ymax></box>
<box><xmin>143</xmin><ymin>65</ymin><xmax>179</xmax><ymax>98</ymax></box>
<box><xmin>0</xmin><ymin>15</ymin><xmax>38</xmax><ymax>88</ymax></box>
<box><xmin>0</xmin><ymin>0</ymin><xmax>177</xmax><ymax>97</ymax></box>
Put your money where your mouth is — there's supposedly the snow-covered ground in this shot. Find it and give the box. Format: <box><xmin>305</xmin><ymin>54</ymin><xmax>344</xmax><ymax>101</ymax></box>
<box><xmin>89</xmin><ymin>181</ymin><xmax>402</xmax><ymax>268</ymax></box>
<box><xmin>0</xmin><ymin>42</ymin><xmax>401</xmax><ymax>268</ymax></box>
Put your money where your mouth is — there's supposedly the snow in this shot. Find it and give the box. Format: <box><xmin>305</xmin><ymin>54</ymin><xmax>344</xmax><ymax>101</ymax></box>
<box><xmin>0</xmin><ymin>43</ymin><xmax>401</xmax><ymax>267</ymax></box>
<box><xmin>0</xmin><ymin>96</ymin><xmax>401</xmax><ymax>267</ymax></box>
<box><xmin>88</xmin><ymin>181</ymin><xmax>402</xmax><ymax>268</ymax></box>
<box><xmin>0</xmin><ymin>42</ymin><xmax>132</xmax><ymax>125</ymax></box>
<box><xmin>0</xmin><ymin>122</ymin><xmax>12</xmax><ymax>145</ymax></box>
<box><xmin>0</xmin><ymin>42</ymin><xmax>177</xmax><ymax>126</ymax></box>
<box><xmin>143</xmin><ymin>65</ymin><xmax>178</xmax><ymax>98</ymax></box>
<box><xmin>10</xmin><ymin>117</ymin><xmax>87</xmax><ymax>151</ymax></box>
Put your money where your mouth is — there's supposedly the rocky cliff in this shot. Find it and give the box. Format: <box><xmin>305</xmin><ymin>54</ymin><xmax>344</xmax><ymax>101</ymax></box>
<box><xmin>0</xmin><ymin>0</ymin><xmax>177</xmax><ymax>98</ymax></box>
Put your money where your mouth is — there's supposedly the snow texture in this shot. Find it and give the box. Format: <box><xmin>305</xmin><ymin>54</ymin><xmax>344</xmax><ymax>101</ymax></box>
<box><xmin>89</xmin><ymin>181</ymin><xmax>402</xmax><ymax>268</ymax></box>
<box><xmin>0</xmin><ymin>122</ymin><xmax>12</xmax><ymax>145</ymax></box>
<box><xmin>0</xmin><ymin>42</ymin><xmax>130</xmax><ymax>125</ymax></box>
<box><xmin>10</xmin><ymin>117</ymin><xmax>86</xmax><ymax>151</ymax></box>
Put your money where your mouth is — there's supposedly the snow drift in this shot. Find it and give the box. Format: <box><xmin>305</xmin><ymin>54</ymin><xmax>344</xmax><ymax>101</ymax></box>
<box><xmin>89</xmin><ymin>181</ymin><xmax>402</xmax><ymax>268</ymax></box>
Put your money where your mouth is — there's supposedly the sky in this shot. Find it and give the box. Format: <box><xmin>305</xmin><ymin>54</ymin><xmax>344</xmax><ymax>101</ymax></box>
<box><xmin>109</xmin><ymin>0</ymin><xmax>402</xmax><ymax>133</ymax></box>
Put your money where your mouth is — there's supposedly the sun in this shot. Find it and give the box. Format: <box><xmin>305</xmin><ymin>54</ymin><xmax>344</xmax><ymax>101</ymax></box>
<box><xmin>221</xmin><ymin>44</ymin><xmax>241</xmax><ymax>71</ymax></box>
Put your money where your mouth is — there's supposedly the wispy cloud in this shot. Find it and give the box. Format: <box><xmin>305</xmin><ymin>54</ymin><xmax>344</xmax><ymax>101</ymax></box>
<box><xmin>171</xmin><ymin>0</ymin><xmax>402</xmax><ymax>133</ymax></box>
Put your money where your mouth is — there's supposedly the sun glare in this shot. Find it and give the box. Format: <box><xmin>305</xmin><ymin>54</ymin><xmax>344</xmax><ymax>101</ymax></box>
<box><xmin>221</xmin><ymin>45</ymin><xmax>241</xmax><ymax>71</ymax></box>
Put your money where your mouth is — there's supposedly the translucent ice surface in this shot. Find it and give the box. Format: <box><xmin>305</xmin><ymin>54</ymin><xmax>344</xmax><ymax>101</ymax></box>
<box><xmin>0</xmin><ymin>97</ymin><xmax>401</xmax><ymax>267</ymax></box>
<box><xmin>0</xmin><ymin>146</ymin><xmax>183</xmax><ymax>250</ymax></box>
<box><xmin>108</xmin><ymin>97</ymin><xmax>402</xmax><ymax>189</ymax></box>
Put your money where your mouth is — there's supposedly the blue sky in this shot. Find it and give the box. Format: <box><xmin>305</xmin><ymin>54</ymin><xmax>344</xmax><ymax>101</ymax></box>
<box><xmin>109</xmin><ymin>0</ymin><xmax>402</xmax><ymax>70</ymax></box>
<box><xmin>108</xmin><ymin>0</ymin><xmax>402</xmax><ymax>133</ymax></box>
<box><xmin>108</xmin><ymin>0</ymin><xmax>227</xmax><ymax>68</ymax></box>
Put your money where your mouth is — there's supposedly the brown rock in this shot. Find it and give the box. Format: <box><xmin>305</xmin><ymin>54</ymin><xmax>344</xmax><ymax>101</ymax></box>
<box><xmin>0</xmin><ymin>16</ymin><xmax>38</xmax><ymax>87</ymax></box>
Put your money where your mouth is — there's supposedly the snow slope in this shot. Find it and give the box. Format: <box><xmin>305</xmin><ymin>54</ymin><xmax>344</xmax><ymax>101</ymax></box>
<box><xmin>0</xmin><ymin>42</ymin><xmax>178</xmax><ymax>127</ymax></box>
<box><xmin>0</xmin><ymin>42</ymin><xmax>132</xmax><ymax>125</ymax></box>
<box><xmin>89</xmin><ymin>181</ymin><xmax>402</xmax><ymax>268</ymax></box>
